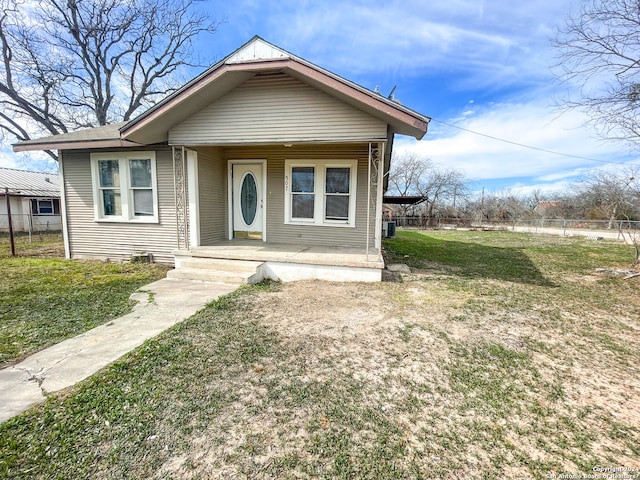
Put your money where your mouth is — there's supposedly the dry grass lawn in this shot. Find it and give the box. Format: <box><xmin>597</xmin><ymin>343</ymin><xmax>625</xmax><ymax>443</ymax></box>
<box><xmin>0</xmin><ymin>230</ymin><xmax>638</xmax><ymax>479</ymax></box>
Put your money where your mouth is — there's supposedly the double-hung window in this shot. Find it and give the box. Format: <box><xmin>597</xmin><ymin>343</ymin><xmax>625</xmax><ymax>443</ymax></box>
<box><xmin>285</xmin><ymin>159</ymin><xmax>357</xmax><ymax>227</ymax></box>
<box><xmin>291</xmin><ymin>166</ymin><xmax>315</xmax><ymax>221</ymax></box>
<box><xmin>31</xmin><ymin>198</ymin><xmax>60</xmax><ymax>215</ymax></box>
<box><xmin>325</xmin><ymin>167</ymin><xmax>351</xmax><ymax>221</ymax></box>
<box><xmin>91</xmin><ymin>152</ymin><xmax>158</xmax><ymax>222</ymax></box>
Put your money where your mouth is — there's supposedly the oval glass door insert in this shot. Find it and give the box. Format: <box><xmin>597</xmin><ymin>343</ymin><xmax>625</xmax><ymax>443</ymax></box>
<box><xmin>240</xmin><ymin>173</ymin><xmax>258</xmax><ymax>226</ymax></box>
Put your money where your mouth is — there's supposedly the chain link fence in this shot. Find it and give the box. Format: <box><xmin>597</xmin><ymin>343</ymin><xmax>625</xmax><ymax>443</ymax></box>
<box><xmin>1</xmin><ymin>213</ymin><xmax>63</xmax><ymax>257</ymax></box>
<box><xmin>0</xmin><ymin>213</ymin><xmax>62</xmax><ymax>234</ymax></box>
<box><xmin>387</xmin><ymin>216</ymin><xmax>640</xmax><ymax>242</ymax></box>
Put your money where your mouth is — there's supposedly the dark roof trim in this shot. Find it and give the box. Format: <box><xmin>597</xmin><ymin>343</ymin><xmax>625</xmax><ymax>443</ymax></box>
<box><xmin>383</xmin><ymin>196</ymin><xmax>428</xmax><ymax>205</ymax></box>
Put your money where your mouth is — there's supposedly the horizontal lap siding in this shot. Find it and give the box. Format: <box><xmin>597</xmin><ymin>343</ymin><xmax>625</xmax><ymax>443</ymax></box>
<box><xmin>169</xmin><ymin>73</ymin><xmax>387</xmax><ymax>144</ymax></box>
<box><xmin>61</xmin><ymin>148</ymin><xmax>178</xmax><ymax>263</ymax></box>
<box><xmin>224</xmin><ymin>144</ymin><xmax>376</xmax><ymax>249</ymax></box>
<box><xmin>196</xmin><ymin>147</ymin><xmax>227</xmax><ymax>244</ymax></box>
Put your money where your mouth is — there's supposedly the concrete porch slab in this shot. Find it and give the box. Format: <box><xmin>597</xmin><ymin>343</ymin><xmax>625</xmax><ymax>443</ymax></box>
<box><xmin>175</xmin><ymin>240</ymin><xmax>384</xmax><ymax>270</ymax></box>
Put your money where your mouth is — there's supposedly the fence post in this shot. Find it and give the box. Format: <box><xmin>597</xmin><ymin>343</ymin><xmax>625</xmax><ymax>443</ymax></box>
<box><xmin>5</xmin><ymin>187</ymin><xmax>16</xmax><ymax>257</ymax></box>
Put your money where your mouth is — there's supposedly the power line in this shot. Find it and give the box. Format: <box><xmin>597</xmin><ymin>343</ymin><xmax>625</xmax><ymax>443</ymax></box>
<box><xmin>430</xmin><ymin>117</ymin><xmax>639</xmax><ymax>167</ymax></box>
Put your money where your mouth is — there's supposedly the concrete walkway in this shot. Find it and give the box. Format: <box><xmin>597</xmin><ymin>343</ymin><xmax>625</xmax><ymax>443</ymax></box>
<box><xmin>0</xmin><ymin>278</ymin><xmax>239</xmax><ymax>424</ymax></box>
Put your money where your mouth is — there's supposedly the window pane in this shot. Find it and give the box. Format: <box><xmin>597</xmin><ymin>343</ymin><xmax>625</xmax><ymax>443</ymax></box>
<box><xmin>130</xmin><ymin>159</ymin><xmax>151</xmax><ymax>187</ymax></box>
<box><xmin>325</xmin><ymin>167</ymin><xmax>350</xmax><ymax>194</ymax></box>
<box><xmin>31</xmin><ymin>199</ymin><xmax>38</xmax><ymax>215</ymax></box>
<box><xmin>292</xmin><ymin>194</ymin><xmax>314</xmax><ymax>218</ymax></box>
<box><xmin>240</xmin><ymin>173</ymin><xmax>258</xmax><ymax>225</ymax></box>
<box><xmin>292</xmin><ymin>167</ymin><xmax>314</xmax><ymax>193</ymax></box>
<box><xmin>38</xmin><ymin>200</ymin><xmax>53</xmax><ymax>214</ymax></box>
<box><xmin>102</xmin><ymin>189</ymin><xmax>122</xmax><ymax>216</ymax></box>
<box><xmin>53</xmin><ymin>199</ymin><xmax>60</xmax><ymax>215</ymax></box>
<box><xmin>325</xmin><ymin>195</ymin><xmax>349</xmax><ymax>220</ymax></box>
<box><xmin>133</xmin><ymin>189</ymin><xmax>154</xmax><ymax>216</ymax></box>
<box><xmin>99</xmin><ymin>160</ymin><xmax>119</xmax><ymax>187</ymax></box>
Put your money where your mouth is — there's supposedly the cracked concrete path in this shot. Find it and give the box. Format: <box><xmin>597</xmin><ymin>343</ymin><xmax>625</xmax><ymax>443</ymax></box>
<box><xmin>0</xmin><ymin>278</ymin><xmax>239</xmax><ymax>424</ymax></box>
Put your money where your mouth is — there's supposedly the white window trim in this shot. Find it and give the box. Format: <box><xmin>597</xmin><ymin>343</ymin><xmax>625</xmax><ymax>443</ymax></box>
<box><xmin>90</xmin><ymin>151</ymin><xmax>159</xmax><ymax>223</ymax></box>
<box><xmin>284</xmin><ymin>159</ymin><xmax>358</xmax><ymax>227</ymax></box>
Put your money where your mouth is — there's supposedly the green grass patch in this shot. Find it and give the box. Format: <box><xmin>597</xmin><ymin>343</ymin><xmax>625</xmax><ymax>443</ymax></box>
<box><xmin>0</xmin><ymin>287</ymin><xmax>279</xmax><ymax>479</ymax></box>
<box><xmin>0</xmin><ymin>257</ymin><xmax>168</xmax><ymax>365</ymax></box>
<box><xmin>383</xmin><ymin>229</ymin><xmax>630</xmax><ymax>283</ymax></box>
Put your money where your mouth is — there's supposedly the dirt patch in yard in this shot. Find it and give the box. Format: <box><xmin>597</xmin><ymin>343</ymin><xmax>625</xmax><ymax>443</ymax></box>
<box><xmin>155</xmin><ymin>278</ymin><xmax>640</xmax><ymax>479</ymax></box>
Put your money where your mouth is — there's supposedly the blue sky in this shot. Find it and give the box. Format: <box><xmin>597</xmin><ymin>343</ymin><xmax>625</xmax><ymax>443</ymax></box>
<box><xmin>206</xmin><ymin>0</ymin><xmax>640</xmax><ymax>195</ymax></box>
<box><xmin>4</xmin><ymin>0</ymin><xmax>640</xmax><ymax>196</ymax></box>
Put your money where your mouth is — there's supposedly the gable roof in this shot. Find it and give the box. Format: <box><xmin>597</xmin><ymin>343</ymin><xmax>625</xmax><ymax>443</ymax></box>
<box><xmin>0</xmin><ymin>167</ymin><xmax>60</xmax><ymax>197</ymax></box>
<box><xmin>121</xmin><ymin>36</ymin><xmax>430</xmax><ymax>145</ymax></box>
<box><xmin>13</xmin><ymin>36</ymin><xmax>430</xmax><ymax>152</ymax></box>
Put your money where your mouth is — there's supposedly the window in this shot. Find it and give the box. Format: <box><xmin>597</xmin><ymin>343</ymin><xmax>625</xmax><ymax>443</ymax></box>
<box><xmin>129</xmin><ymin>159</ymin><xmax>154</xmax><ymax>216</ymax></box>
<box><xmin>31</xmin><ymin>198</ymin><xmax>60</xmax><ymax>215</ymax></box>
<box><xmin>291</xmin><ymin>166</ymin><xmax>315</xmax><ymax>220</ymax></box>
<box><xmin>285</xmin><ymin>160</ymin><xmax>357</xmax><ymax>227</ymax></box>
<box><xmin>91</xmin><ymin>152</ymin><xmax>158</xmax><ymax>222</ymax></box>
<box><xmin>325</xmin><ymin>167</ymin><xmax>350</xmax><ymax>221</ymax></box>
<box><xmin>98</xmin><ymin>159</ymin><xmax>121</xmax><ymax>216</ymax></box>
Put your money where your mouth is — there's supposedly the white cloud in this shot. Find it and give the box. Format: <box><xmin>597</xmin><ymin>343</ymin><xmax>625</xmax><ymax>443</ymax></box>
<box><xmin>225</xmin><ymin>0</ymin><xmax>575</xmax><ymax>89</ymax></box>
<box><xmin>0</xmin><ymin>146</ymin><xmax>57</xmax><ymax>172</ymax></box>
<box><xmin>0</xmin><ymin>152</ymin><xmax>21</xmax><ymax>169</ymax></box>
<box><xmin>394</xmin><ymin>100</ymin><xmax>638</xmax><ymax>185</ymax></box>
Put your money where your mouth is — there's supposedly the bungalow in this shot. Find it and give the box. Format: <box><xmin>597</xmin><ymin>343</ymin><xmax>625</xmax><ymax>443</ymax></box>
<box><xmin>0</xmin><ymin>167</ymin><xmax>61</xmax><ymax>233</ymax></box>
<box><xmin>14</xmin><ymin>37</ymin><xmax>429</xmax><ymax>282</ymax></box>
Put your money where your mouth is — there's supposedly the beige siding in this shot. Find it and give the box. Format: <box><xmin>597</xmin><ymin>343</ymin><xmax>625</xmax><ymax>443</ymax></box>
<box><xmin>224</xmin><ymin>144</ymin><xmax>376</xmax><ymax>249</ymax></box>
<box><xmin>61</xmin><ymin>148</ymin><xmax>178</xmax><ymax>263</ymax></box>
<box><xmin>169</xmin><ymin>73</ymin><xmax>387</xmax><ymax>145</ymax></box>
<box><xmin>196</xmin><ymin>147</ymin><xmax>227</xmax><ymax>244</ymax></box>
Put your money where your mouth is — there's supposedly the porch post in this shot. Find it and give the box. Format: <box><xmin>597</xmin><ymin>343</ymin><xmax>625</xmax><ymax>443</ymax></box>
<box><xmin>186</xmin><ymin>149</ymin><xmax>200</xmax><ymax>248</ymax></box>
<box><xmin>367</xmin><ymin>142</ymin><xmax>384</xmax><ymax>260</ymax></box>
<box><xmin>375</xmin><ymin>142</ymin><xmax>385</xmax><ymax>252</ymax></box>
<box><xmin>172</xmin><ymin>146</ymin><xmax>190</xmax><ymax>250</ymax></box>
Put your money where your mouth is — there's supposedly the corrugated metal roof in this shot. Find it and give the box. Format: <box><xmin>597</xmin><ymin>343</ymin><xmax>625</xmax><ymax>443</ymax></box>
<box><xmin>0</xmin><ymin>167</ymin><xmax>60</xmax><ymax>197</ymax></box>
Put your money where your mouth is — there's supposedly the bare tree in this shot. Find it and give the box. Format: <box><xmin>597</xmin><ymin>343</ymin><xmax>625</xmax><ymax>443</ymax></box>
<box><xmin>574</xmin><ymin>166</ymin><xmax>640</xmax><ymax>223</ymax></box>
<box><xmin>415</xmin><ymin>165</ymin><xmax>468</xmax><ymax>222</ymax></box>
<box><xmin>0</xmin><ymin>0</ymin><xmax>219</xmax><ymax>160</ymax></box>
<box><xmin>572</xmin><ymin>166</ymin><xmax>640</xmax><ymax>263</ymax></box>
<box><xmin>387</xmin><ymin>152</ymin><xmax>430</xmax><ymax>216</ymax></box>
<box><xmin>387</xmin><ymin>151</ymin><xmax>468</xmax><ymax>221</ymax></box>
<box><xmin>554</xmin><ymin>0</ymin><xmax>640</xmax><ymax>146</ymax></box>
<box><xmin>466</xmin><ymin>189</ymin><xmax>527</xmax><ymax>223</ymax></box>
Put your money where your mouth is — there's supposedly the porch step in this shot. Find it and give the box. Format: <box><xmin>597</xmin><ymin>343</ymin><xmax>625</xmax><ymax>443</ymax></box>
<box><xmin>168</xmin><ymin>257</ymin><xmax>264</xmax><ymax>284</ymax></box>
<box><xmin>176</xmin><ymin>257</ymin><xmax>263</xmax><ymax>273</ymax></box>
<box><xmin>167</xmin><ymin>268</ymin><xmax>256</xmax><ymax>284</ymax></box>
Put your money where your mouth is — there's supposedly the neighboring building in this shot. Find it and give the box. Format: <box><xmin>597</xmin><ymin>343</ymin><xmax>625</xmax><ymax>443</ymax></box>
<box><xmin>534</xmin><ymin>201</ymin><xmax>560</xmax><ymax>217</ymax></box>
<box><xmin>0</xmin><ymin>167</ymin><xmax>61</xmax><ymax>233</ymax></box>
<box><xmin>14</xmin><ymin>37</ymin><xmax>430</xmax><ymax>282</ymax></box>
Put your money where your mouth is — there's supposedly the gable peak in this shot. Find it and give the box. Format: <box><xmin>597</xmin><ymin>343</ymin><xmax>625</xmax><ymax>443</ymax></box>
<box><xmin>226</xmin><ymin>37</ymin><xmax>290</xmax><ymax>64</ymax></box>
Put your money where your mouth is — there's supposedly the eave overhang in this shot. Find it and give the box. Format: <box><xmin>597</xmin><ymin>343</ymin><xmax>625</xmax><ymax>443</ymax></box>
<box><xmin>13</xmin><ymin>36</ymin><xmax>430</xmax><ymax>153</ymax></box>
<box><xmin>13</xmin><ymin>139</ymin><xmax>143</xmax><ymax>152</ymax></box>
<box><xmin>120</xmin><ymin>46</ymin><xmax>430</xmax><ymax>145</ymax></box>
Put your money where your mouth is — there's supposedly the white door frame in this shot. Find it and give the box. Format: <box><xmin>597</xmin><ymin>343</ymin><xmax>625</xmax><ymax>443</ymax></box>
<box><xmin>227</xmin><ymin>159</ymin><xmax>267</xmax><ymax>241</ymax></box>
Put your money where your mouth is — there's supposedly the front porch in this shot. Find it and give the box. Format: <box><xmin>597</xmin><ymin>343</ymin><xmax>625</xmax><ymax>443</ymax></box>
<box><xmin>170</xmin><ymin>240</ymin><xmax>384</xmax><ymax>283</ymax></box>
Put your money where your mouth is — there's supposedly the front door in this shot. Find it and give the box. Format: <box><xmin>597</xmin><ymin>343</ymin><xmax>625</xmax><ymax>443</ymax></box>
<box><xmin>231</xmin><ymin>162</ymin><xmax>265</xmax><ymax>239</ymax></box>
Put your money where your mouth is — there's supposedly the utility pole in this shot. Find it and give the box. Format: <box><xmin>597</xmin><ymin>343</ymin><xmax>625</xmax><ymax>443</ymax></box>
<box><xmin>5</xmin><ymin>187</ymin><xmax>16</xmax><ymax>256</ymax></box>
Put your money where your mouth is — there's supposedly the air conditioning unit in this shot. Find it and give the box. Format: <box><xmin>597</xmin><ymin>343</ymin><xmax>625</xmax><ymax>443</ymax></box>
<box><xmin>382</xmin><ymin>221</ymin><xmax>396</xmax><ymax>239</ymax></box>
